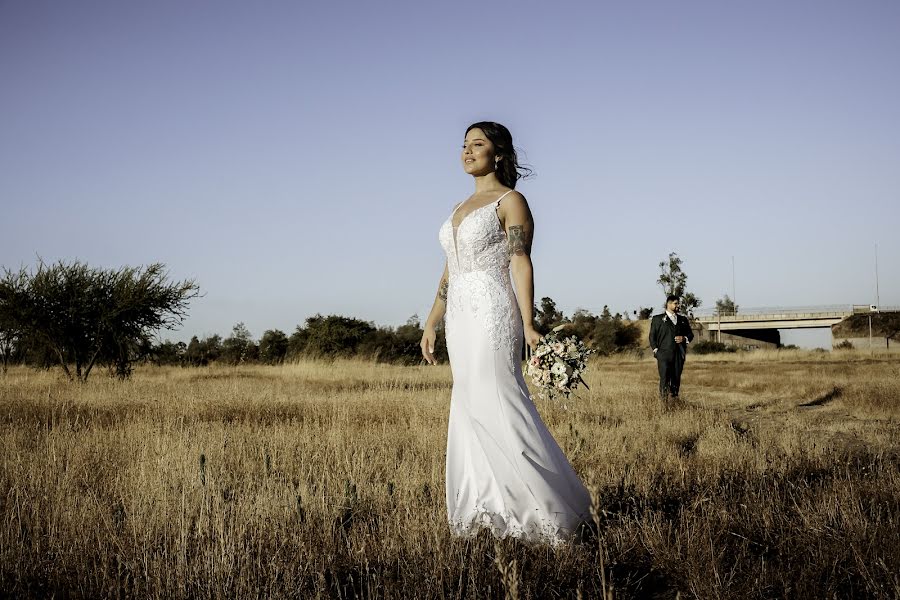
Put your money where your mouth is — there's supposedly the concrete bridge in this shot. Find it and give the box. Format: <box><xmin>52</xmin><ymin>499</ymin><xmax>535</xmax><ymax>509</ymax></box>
<box><xmin>693</xmin><ymin>305</ymin><xmax>897</xmax><ymax>348</ymax></box>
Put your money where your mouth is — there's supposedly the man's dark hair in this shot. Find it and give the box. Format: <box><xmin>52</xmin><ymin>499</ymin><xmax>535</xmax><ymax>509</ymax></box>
<box><xmin>665</xmin><ymin>294</ymin><xmax>679</xmax><ymax>304</ymax></box>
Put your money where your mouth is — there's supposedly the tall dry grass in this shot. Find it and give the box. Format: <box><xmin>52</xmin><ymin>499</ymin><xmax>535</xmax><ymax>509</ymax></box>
<box><xmin>1</xmin><ymin>352</ymin><xmax>898</xmax><ymax>598</ymax></box>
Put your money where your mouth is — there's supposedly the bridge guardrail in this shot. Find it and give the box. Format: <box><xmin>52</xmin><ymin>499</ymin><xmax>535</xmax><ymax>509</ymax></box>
<box><xmin>693</xmin><ymin>305</ymin><xmax>900</xmax><ymax>321</ymax></box>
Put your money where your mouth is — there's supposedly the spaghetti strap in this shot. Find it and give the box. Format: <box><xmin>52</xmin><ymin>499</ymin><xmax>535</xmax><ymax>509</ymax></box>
<box><xmin>451</xmin><ymin>190</ymin><xmax>514</xmax><ymax>232</ymax></box>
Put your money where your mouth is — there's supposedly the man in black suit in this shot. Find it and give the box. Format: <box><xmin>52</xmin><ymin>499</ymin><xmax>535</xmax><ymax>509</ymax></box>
<box><xmin>649</xmin><ymin>295</ymin><xmax>694</xmax><ymax>406</ymax></box>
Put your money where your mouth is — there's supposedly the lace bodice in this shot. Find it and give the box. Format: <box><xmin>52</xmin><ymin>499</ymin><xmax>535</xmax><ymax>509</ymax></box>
<box><xmin>438</xmin><ymin>191</ymin><xmax>520</xmax><ymax>354</ymax></box>
<box><xmin>438</xmin><ymin>198</ymin><xmax>510</xmax><ymax>277</ymax></box>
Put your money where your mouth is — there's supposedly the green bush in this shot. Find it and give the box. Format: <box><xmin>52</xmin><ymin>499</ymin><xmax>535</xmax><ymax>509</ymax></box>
<box><xmin>691</xmin><ymin>340</ymin><xmax>737</xmax><ymax>354</ymax></box>
<box><xmin>357</xmin><ymin>316</ymin><xmax>448</xmax><ymax>365</ymax></box>
<box><xmin>564</xmin><ymin>306</ymin><xmax>642</xmax><ymax>356</ymax></box>
<box><xmin>258</xmin><ymin>329</ymin><xmax>289</xmax><ymax>364</ymax></box>
<box><xmin>185</xmin><ymin>334</ymin><xmax>222</xmax><ymax>366</ymax></box>
<box><xmin>297</xmin><ymin>314</ymin><xmax>375</xmax><ymax>358</ymax></box>
<box><xmin>221</xmin><ymin>323</ymin><xmax>258</xmax><ymax>364</ymax></box>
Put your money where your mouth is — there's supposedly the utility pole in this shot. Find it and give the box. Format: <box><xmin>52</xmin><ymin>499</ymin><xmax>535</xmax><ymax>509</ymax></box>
<box><xmin>869</xmin><ymin>312</ymin><xmax>873</xmax><ymax>353</ymax></box>
<box><xmin>731</xmin><ymin>256</ymin><xmax>736</xmax><ymax>316</ymax></box>
<box><xmin>875</xmin><ymin>242</ymin><xmax>880</xmax><ymax>309</ymax></box>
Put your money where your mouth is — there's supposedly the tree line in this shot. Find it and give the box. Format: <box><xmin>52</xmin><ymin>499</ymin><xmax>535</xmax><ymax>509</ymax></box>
<box><xmin>148</xmin><ymin>297</ymin><xmax>648</xmax><ymax>370</ymax></box>
<box><xmin>151</xmin><ymin>315</ymin><xmax>443</xmax><ymax>368</ymax></box>
<box><xmin>1</xmin><ymin>252</ymin><xmax>713</xmax><ymax>380</ymax></box>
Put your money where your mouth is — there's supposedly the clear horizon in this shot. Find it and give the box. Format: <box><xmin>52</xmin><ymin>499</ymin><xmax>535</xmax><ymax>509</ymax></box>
<box><xmin>2</xmin><ymin>1</ymin><xmax>898</xmax><ymax>350</ymax></box>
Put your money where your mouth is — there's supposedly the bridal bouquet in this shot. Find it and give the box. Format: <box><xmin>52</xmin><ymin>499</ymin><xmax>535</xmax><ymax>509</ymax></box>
<box><xmin>526</xmin><ymin>324</ymin><xmax>594</xmax><ymax>402</ymax></box>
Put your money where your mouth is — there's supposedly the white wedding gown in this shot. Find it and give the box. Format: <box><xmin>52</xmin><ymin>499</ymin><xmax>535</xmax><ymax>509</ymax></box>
<box><xmin>438</xmin><ymin>190</ymin><xmax>592</xmax><ymax>545</ymax></box>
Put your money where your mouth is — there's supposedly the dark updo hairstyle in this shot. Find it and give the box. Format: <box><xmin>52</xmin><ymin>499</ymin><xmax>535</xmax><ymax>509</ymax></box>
<box><xmin>465</xmin><ymin>121</ymin><xmax>533</xmax><ymax>189</ymax></box>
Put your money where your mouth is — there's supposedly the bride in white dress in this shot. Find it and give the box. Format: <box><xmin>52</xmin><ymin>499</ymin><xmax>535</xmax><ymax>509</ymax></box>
<box><xmin>419</xmin><ymin>121</ymin><xmax>592</xmax><ymax>545</ymax></box>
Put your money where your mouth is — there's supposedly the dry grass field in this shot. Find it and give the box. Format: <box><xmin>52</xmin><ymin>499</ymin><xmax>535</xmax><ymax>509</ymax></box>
<box><xmin>1</xmin><ymin>350</ymin><xmax>898</xmax><ymax>599</ymax></box>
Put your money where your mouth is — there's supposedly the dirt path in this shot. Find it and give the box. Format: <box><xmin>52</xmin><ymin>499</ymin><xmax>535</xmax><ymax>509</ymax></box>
<box><xmin>604</xmin><ymin>358</ymin><xmax>900</xmax><ymax>454</ymax></box>
<box><xmin>692</xmin><ymin>379</ymin><xmax>899</xmax><ymax>454</ymax></box>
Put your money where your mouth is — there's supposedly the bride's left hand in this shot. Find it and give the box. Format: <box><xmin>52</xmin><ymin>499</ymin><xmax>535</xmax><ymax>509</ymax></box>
<box><xmin>524</xmin><ymin>326</ymin><xmax>542</xmax><ymax>352</ymax></box>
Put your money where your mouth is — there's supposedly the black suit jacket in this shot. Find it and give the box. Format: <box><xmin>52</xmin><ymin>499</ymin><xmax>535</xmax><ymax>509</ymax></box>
<box><xmin>649</xmin><ymin>313</ymin><xmax>694</xmax><ymax>358</ymax></box>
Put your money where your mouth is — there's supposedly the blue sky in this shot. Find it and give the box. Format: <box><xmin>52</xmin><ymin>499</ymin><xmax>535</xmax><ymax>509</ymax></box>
<box><xmin>1</xmin><ymin>1</ymin><xmax>898</xmax><ymax>347</ymax></box>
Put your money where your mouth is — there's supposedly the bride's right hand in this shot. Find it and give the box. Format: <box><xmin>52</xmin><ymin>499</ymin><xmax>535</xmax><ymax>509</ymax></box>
<box><xmin>420</xmin><ymin>326</ymin><xmax>438</xmax><ymax>365</ymax></box>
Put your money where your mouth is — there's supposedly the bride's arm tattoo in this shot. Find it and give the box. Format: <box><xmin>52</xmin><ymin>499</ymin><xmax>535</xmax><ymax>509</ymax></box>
<box><xmin>507</xmin><ymin>225</ymin><xmax>533</xmax><ymax>257</ymax></box>
<box><xmin>438</xmin><ymin>278</ymin><xmax>449</xmax><ymax>301</ymax></box>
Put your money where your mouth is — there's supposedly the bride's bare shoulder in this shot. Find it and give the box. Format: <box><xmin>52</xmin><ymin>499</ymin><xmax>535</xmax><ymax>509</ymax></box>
<box><xmin>498</xmin><ymin>190</ymin><xmax>531</xmax><ymax>219</ymax></box>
